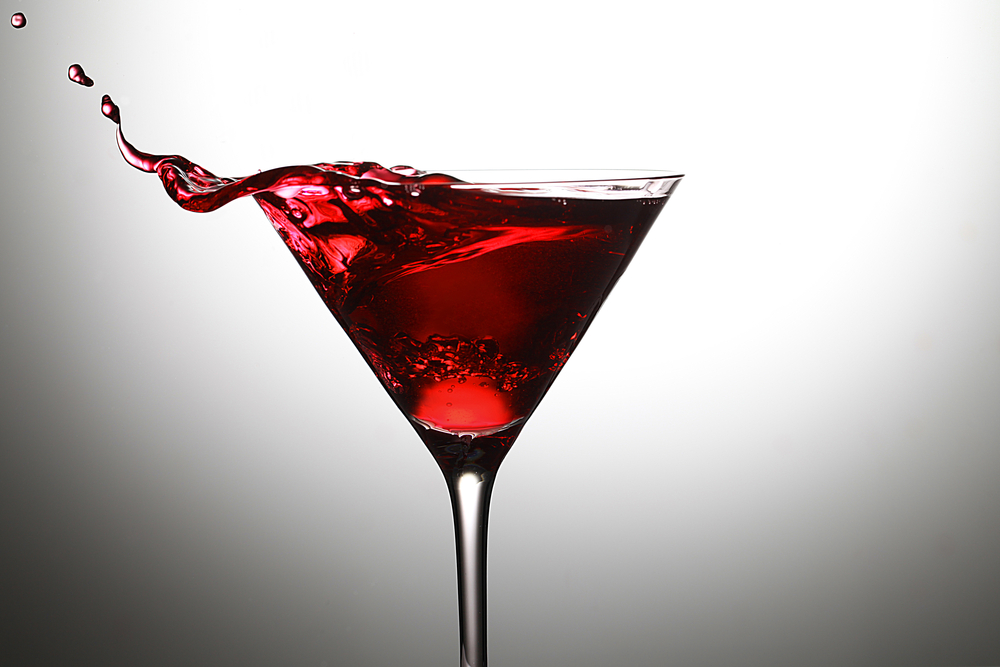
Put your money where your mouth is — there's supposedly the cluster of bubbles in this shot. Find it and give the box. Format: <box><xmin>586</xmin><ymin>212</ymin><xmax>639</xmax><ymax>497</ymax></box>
<box><xmin>376</xmin><ymin>332</ymin><xmax>544</xmax><ymax>394</ymax></box>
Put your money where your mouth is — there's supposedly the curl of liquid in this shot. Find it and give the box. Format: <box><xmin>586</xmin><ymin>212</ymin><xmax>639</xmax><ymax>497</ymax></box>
<box><xmin>98</xmin><ymin>95</ymin><xmax>456</xmax><ymax>204</ymax></box>
<box><xmin>10</xmin><ymin>12</ymin><xmax>26</xmax><ymax>28</ymax></box>
<box><xmin>68</xmin><ymin>64</ymin><xmax>94</xmax><ymax>87</ymax></box>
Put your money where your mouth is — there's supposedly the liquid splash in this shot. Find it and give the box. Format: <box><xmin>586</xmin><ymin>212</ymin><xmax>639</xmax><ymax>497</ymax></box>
<box><xmin>99</xmin><ymin>96</ymin><xmax>671</xmax><ymax>457</ymax></box>
<box><xmin>68</xmin><ymin>64</ymin><xmax>94</xmax><ymax>87</ymax></box>
<box><xmin>98</xmin><ymin>96</ymin><xmax>607</xmax><ymax>285</ymax></box>
<box><xmin>98</xmin><ymin>95</ymin><xmax>451</xmax><ymax>208</ymax></box>
<box><xmin>10</xmin><ymin>12</ymin><xmax>25</xmax><ymax>28</ymax></box>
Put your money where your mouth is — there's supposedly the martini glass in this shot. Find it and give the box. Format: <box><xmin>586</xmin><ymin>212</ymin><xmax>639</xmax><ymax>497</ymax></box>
<box><xmin>106</xmin><ymin>120</ymin><xmax>682</xmax><ymax>665</ymax></box>
<box><xmin>249</xmin><ymin>168</ymin><xmax>684</xmax><ymax>667</ymax></box>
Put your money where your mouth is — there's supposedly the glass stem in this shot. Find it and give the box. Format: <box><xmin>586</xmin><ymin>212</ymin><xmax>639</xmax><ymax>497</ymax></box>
<box><xmin>446</xmin><ymin>464</ymin><xmax>496</xmax><ymax>667</ymax></box>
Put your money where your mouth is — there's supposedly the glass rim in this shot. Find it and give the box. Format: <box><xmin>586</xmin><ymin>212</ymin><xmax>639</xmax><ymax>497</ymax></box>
<box><xmin>421</xmin><ymin>168</ymin><xmax>684</xmax><ymax>186</ymax></box>
<box><xmin>399</xmin><ymin>169</ymin><xmax>684</xmax><ymax>200</ymax></box>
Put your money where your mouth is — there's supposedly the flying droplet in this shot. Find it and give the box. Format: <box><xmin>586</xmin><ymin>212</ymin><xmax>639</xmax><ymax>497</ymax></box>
<box><xmin>10</xmin><ymin>13</ymin><xmax>26</xmax><ymax>28</ymax></box>
<box><xmin>101</xmin><ymin>94</ymin><xmax>120</xmax><ymax>124</ymax></box>
<box><xmin>68</xmin><ymin>64</ymin><xmax>94</xmax><ymax>87</ymax></box>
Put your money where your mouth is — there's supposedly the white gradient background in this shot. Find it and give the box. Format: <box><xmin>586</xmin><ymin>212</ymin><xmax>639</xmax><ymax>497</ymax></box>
<box><xmin>2</xmin><ymin>2</ymin><xmax>999</xmax><ymax>666</ymax></box>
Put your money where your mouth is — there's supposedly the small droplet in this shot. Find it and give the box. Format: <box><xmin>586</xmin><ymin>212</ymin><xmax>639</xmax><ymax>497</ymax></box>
<box><xmin>447</xmin><ymin>388</ymin><xmax>453</xmax><ymax>393</ymax></box>
<box><xmin>101</xmin><ymin>94</ymin><xmax>120</xmax><ymax>124</ymax></box>
<box><xmin>68</xmin><ymin>64</ymin><xmax>94</xmax><ymax>87</ymax></box>
<box><xmin>10</xmin><ymin>12</ymin><xmax>26</xmax><ymax>28</ymax></box>
<box><xmin>446</xmin><ymin>402</ymin><xmax>453</xmax><ymax>407</ymax></box>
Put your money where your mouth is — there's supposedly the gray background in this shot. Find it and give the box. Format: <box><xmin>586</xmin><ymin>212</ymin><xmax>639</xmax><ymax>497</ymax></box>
<box><xmin>2</xmin><ymin>2</ymin><xmax>999</xmax><ymax>666</ymax></box>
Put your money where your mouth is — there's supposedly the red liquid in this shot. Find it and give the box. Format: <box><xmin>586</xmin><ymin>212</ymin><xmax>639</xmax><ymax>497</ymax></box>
<box><xmin>10</xmin><ymin>12</ymin><xmax>26</xmax><ymax>28</ymax></box>
<box><xmin>68</xmin><ymin>64</ymin><xmax>94</xmax><ymax>87</ymax></box>
<box><xmin>102</xmin><ymin>97</ymin><xmax>677</xmax><ymax>471</ymax></box>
